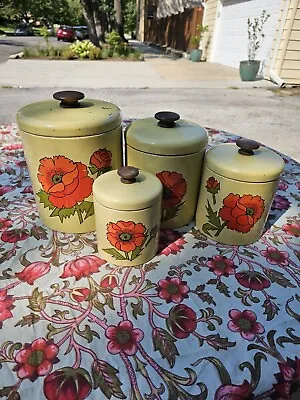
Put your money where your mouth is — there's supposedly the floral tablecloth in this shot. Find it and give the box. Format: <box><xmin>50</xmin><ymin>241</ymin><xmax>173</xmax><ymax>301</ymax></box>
<box><xmin>0</xmin><ymin>122</ymin><xmax>299</xmax><ymax>400</ymax></box>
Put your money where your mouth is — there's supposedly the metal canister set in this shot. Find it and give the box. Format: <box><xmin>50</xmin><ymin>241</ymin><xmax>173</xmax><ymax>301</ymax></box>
<box><xmin>17</xmin><ymin>91</ymin><xmax>285</xmax><ymax>266</ymax></box>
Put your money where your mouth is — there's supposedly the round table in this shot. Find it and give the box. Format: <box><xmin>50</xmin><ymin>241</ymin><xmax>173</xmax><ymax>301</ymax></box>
<box><xmin>0</xmin><ymin>122</ymin><xmax>299</xmax><ymax>400</ymax></box>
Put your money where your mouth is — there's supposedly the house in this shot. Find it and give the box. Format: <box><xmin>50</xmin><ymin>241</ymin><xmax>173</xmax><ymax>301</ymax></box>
<box><xmin>136</xmin><ymin>0</ymin><xmax>204</xmax><ymax>52</ymax></box>
<box><xmin>201</xmin><ymin>0</ymin><xmax>300</xmax><ymax>86</ymax></box>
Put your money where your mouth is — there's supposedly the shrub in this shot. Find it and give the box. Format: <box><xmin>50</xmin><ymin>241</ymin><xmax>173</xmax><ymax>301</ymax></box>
<box><xmin>106</xmin><ymin>31</ymin><xmax>122</xmax><ymax>48</ymax></box>
<box><xmin>70</xmin><ymin>40</ymin><xmax>101</xmax><ymax>59</ymax></box>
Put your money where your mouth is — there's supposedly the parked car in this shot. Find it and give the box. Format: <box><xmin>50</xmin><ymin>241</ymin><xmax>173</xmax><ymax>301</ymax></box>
<box><xmin>73</xmin><ymin>26</ymin><xmax>88</xmax><ymax>40</ymax></box>
<box><xmin>15</xmin><ymin>24</ymin><xmax>34</xmax><ymax>36</ymax></box>
<box><xmin>56</xmin><ymin>26</ymin><xmax>76</xmax><ymax>42</ymax></box>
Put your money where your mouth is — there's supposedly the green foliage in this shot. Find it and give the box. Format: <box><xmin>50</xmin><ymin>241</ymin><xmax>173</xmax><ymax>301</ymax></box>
<box><xmin>106</xmin><ymin>30</ymin><xmax>122</xmax><ymax>47</ymax></box>
<box><xmin>190</xmin><ymin>24</ymin><xmax>209</xmax><ymax>49</ymax></box>
<box><xmin>124</xmin><ymin>0</ymin><xmax>136</xmax><ymax>35</ymax></box>
<box><xmin>70</xmin><ymin>40</ymin><xmax>102</xmax><ymax>59</ymax></box>
<box><xmin>247</xmin><ymin>9</ymin><xmax>270</xmax><ymax>61</ymax></box>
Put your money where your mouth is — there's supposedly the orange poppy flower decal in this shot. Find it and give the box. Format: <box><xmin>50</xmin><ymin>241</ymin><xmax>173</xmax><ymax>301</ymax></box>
<box><xmin>36</xmin><ymin>155</ymin><xmax>94</xmax><ymax>224</ymax></box>
<box><xmin>219</xmin><ymin>194</ymin><xmax>265</xmax><ymax>233</ymax></box>
<box><xmin>156</xmin><ymin>171</ymin><xmax>187</xmax><ymax>222</ymax></box>
<box><xmin>202</xmin><ymin>176</ymin><xmax>265</xmax><ymax>237</ymax></box>
<box><xmin>103</xmin><ymin>220</ymin><xmax>158</xmax><ymax>261</ymax></box>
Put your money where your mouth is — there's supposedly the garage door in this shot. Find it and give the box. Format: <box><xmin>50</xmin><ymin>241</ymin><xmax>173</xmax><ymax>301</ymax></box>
<box><xmin>213</xmin><ymin>0</ymin><xmax>282</xmax><ymax>68</ymax></box>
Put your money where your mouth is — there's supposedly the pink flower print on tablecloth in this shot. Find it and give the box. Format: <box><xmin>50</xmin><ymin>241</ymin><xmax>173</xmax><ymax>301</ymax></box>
<box><xmin>105</xmin><ymin>320</ymin><xmax>144</xmax><ymax>356</ymax></box>
<box><xmin>227</xmin><ymin>309</ymin><xmax>264</xmax><ymax>341</ymax></box>
<box><xmin>157</xmin><ymin>276</ymin><xmax>190</xmax><ymax>303</ymax></box>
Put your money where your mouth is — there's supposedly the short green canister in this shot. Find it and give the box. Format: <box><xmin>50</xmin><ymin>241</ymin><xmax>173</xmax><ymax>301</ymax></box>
<box><xmin>93</xmin><ymin>166</ymin><xmax>162</xmax><ymax>266</ymax></box>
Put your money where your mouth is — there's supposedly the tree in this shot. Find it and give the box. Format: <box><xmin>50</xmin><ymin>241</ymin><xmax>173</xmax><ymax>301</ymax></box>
<box><xmin>114</xmin><ymin>0</ymin><xmax>127</xmax><ymax>42</ymax></box>
<box><xmin>80</xmin><ymin>0</ymin><xmax>99</xmax><ymax>46</ymax></box>
<box><xmin>124</xmin><ymin>0</ymin><xmax>136</xmax><ymax>38</ymax></box>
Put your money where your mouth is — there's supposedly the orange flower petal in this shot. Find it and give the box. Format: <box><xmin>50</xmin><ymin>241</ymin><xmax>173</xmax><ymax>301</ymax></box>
<box><xmin>48</xmin><ymin>182</ymin><xmax>65</xmax><ymax>194</ymax></box>
<box><xmin>62</xmin><ymin>166</ymin><xmax>78</xmax><ymax>185</ymax></box>
<box><xmin>223</xmin><ymin>193</ymin><xmax>240</xmax><ymax>208</ymax></box>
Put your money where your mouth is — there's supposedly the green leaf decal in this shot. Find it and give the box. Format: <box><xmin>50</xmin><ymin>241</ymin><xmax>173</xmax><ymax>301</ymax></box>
<box><xmin>202</xmin><ymin>223</ymin><xmax>218</xmax><ymax>237</ymax></box>
<box><xmin>28</xmin><ymin>288</ymin><xmax>46</xmax><ymax>312</ymax></box>
<box><xmin>131</xmin><ymin>298</ymin><xmax>145</xmax><ymax>319</ymax></box>
<box><xmin>92</xmin><ymin>359</ymin><xmax>126</xmax><ymax>399</ymax></box>
<box><xmin>75</xmin><ymin>325</ymin><xmax>100</xmax><ymax>343</ymax></box>
<box><xmin>78</xmin><ymin>201</ymin><xmax>94</xmax><ymax>219</ymax></box>
<box><xmin>152</xmin><ymin>327</ymin><xmax>179</xmax><ymax>368</ymax></box>
<box><xmin>47</xmin><ymin>323</ymin><xmax>68</xmax><ymax>339</ymax></box>
<box><xmin>37</xmin><ymin>190</ymin><xmax>55</xmax><ymax>210</ymax></box>
<box><xmin>15</xmin><ymin>313</ymin><xmax>40</xmax><ymax>328</ymax></box>
<box><xmin>89</xmin><ymin>164</ymin><xmax>98</xmax><ymax>175</ymax></box>
<box><xmin>102</xmin><ymin>248</ymin><xmax>127</xmax><ymax>260</ymax></box>
<box><xmin>191</xmin><ymin>357</ymin><xmax>231</xmax><ymax>385</ymax></box>
<box><xmin>130</xmin><ymin>245</ymin><xmax>143</xmax><ymax>261</ymax></box>
<box><xmin>263</xmin><ymin>268</ymin><xmax>296</xmax><ymax>288</ymax></box>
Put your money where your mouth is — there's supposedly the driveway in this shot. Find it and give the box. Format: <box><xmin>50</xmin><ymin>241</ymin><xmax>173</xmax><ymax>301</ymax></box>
<box><xmin>0</xmin><ymin>36</ymin><xmax>69</xmax><ymax>63</ymax></box>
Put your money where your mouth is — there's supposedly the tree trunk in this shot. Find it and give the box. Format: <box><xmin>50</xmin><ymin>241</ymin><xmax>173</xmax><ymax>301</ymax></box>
<box><xmin>114</xmin><ymin>0</ymin><xmax>127</xmax><ymax>42</ymax></box>
<box><xmin>93</xmin><ymin>0</ymin><xmax>105</xmax><ymax>45</ymax></box>
<box><xmin>80</xmin><ymin>0</ymin><xmax>99</xmax><ymax>47</ymax></box>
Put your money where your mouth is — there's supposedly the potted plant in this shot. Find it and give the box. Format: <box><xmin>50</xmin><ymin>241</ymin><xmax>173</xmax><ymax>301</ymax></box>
<box><xmin>190</xmin><ymin>24</ymin><xmax>208</xmax><ymax>62</ymax></box>
<box><xmin>240</xmin><ymin>10</ymin><xmax>270</xmax><ymax>81</ymax></box>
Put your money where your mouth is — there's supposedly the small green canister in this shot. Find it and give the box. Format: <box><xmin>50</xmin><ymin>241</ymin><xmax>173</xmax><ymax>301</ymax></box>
<box><xmin>196</xmin><ymin>139</ymin><xmax>285</xmax><ymax>245</ymax></box>
<box><xmin>17</xmin><ymin>91</ymin><xmax>122</xmax><ymax>233</ymax></box>
<box><xmin>125</xmin><ymin>111</ymin><xmax>208</xmax><ymax>229</ymax></box>
<box><xmin>93</xmin><ymin>166</ymin><xmax>162</xmax><ymax>266</ymax></box>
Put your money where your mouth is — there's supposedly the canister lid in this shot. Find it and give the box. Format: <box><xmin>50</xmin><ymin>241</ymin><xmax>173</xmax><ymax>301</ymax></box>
<box><xmin>93</xmin><ymin>166</ymin><xmax>163</xmax><ymax>210</ymax></box>
<box><xmin>205</xmin><ymin>139</ymin><xmax>285</xmax><ymax>183</ymax></box>
<box><xmin>126</xmin><ymin>111</ymin><xmax>208</xmax><ymax>155</ymax></box>
<box><xmin>16</xmin><ymin>91</ymin><xmax>122</xmax><ymax>137</ymax></box>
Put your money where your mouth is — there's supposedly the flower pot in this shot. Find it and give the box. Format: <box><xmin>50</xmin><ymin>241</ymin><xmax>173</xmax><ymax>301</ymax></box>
<box><xmin>190</xmin><ymin>49</ymin><xmax>202</xmax><ymax>62</ymax></box>
<box><xmin>239</xmin><ymin>60</ymin><xmax>261</xmax><ymax>81</ymax></box>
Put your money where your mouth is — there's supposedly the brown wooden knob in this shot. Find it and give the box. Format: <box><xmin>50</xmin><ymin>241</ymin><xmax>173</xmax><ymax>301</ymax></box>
<box><xmin>53</xmin><ymin>91</ymin><xmax>85</xmax><ymax>108</ymax></box>
<box><xmin>118</xmin><ymin>166</ymin><xmax>139</xmax><ymax>184</ymax></box>
<box><xmin>236</xmin><ymin>138</ymin><xmax>260</xmax><ymax>156</ymax></box>
<box><xmin>155</xmin><ymin>111</ymin><xmax>180</xmax><ymax>128</ymax></box>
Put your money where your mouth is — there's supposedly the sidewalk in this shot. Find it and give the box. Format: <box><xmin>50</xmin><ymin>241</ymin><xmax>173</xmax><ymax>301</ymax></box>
<box><xmin>0</xmin><ymin>42</ymin><xmax>276</xmax><ymax>89</ymax></box>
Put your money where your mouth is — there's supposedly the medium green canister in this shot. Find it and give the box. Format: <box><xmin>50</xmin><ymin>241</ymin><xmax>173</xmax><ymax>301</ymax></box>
<box><xmin>196</xmin><ymin>139</ymin><xmax>285</xmax><ymax>245</ymax></box>
<box><xmin>17</xmin><ymin>91</ymin><xmax>122</xmax><ymax>233</ymax></box>
<box><xmin>125</xmin><ymin>111</ymin><xmax>208</xmax><ymax>228</ymax></box>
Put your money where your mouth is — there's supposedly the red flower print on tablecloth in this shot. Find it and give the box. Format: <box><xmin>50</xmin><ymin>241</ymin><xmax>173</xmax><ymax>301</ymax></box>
<box><xmin>89</xmin><ymin>148</ymin><xmax>112</xmax><ymax>176</ymax></box>
<box><xmin>156</xmin><ymin>171</ymin><xmax>187</xmax><ymax>209</ymax></box>
<box><xmin>13</xmin><ymin>338</ymin><xmax>59</xmax><ymax>381</ymax></box>
<box><xmin>206</xmin><ymin>255</ymin><xmax>236</xmax><ymax>277</ymax></box>
<box><xmin>219</xmin><ymin>193</ymin><xmax>265</xmax><ymax>233</ymax></box>
<box><xmin>106</xmin><ymin>220</ymin><xmax>146</xmax><ymax>252</ymax></box>
<box><xmin>60</xmin><ymin>255</ymin><xmax>106</xmax><ymax>281</ymax></box>
<box><xmin>22</xmin><ymin>185</ymin><xmax>33</xmax><ymax>194</ymax></box>
<box><xmin>235</xmin><ymin>270</ymin><xmax>271</xmax><ymax>291</ymax></box>
<box><xmin>70</xmin><ymin>288</ymin><xmax>90</xmax><ymax>303</ymax></box>
<box><xmin>228</xmin><ymin>309</ymin><xmax>264</xmax><ymax>341</ymax></box>
<box><xmin>158</xmin><ymin>229</ymin><xmax>187</xmax><ymax>256</ymax></box>
<box><xmin>296</xmin><ymin>181</ymin><xmax>300</xmax><ymax>190</ymax></box>
<box><xmin>1</xmin><ymin>229</ymin><xmax>29</xmax><ymax>243</ymax></box>
<box><xmin>167</xmin><ymin>304</ymin><xmax>197</xmax><ymax>339</ymax></box>
<box><xmin>271</xmin><ymin>194</ymin><xmax>290</xmax><ymax>211</ymax></box>
<box><xmin>37</xmin><ymin>155</ymin><xmax>93</xmax><ymax>209</ymax></box>
<box><xmin>105</xmin><ymin>320</ymin><xmax>144</xmax><ymax>356</ymax></box>
<box><xmin>0</xmin><ymin>218</ymin><xmax>12</xmax><ymax>231</ymax></box>
<box><xmin>282</xmin><ymin>223</ymin><xmax>300</xmax><ymax>238</ymax></box>
<box><xmin>157</xmin><ymin>276</ymin><xmax>190</xmax><ymax>303</ymax></box>
<box><xmin>15</xmin><ymin>261</ymin><xmax>51</xmax><ymax>285</ymax></box>
<box><xmin>0</xmin><ymin>185</ymin><xmax>15</xmax><ymax>195</ymax></box>
<box><xmin>277</xmin><ymin>180</ymin><xmax>288</xmax><ymax>191</ymax></box>
<box><xmin>43</xmin><ymin>367</ymin><xmax>92</xmax><ymax>400</ymax></box>
<box><xmin>100</xmin><ymin>274</ymin><xmax>119</xmax><ymax>290</ymax></box>
<box><xmin>272</xmin><ymin>357</ymin><xmax>300</xmax><ymax>400</ymax></box>
<box><xmin>0</xmin><ymin>289</ymin><xmax>15</xmax><ymax>328</ymax></box>
<box><xmin>261</xmin><ymin>247</ymin><xmax>289</xmax><ymax>266</ymax></box>
<box><xmin>215</xmin><ymin>380</ymin><xmax>254</xmax><ymax>400</ymax></box>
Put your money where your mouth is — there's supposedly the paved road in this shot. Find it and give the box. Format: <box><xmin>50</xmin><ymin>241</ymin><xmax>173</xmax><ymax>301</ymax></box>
<box><xmin>0</xmin><ymin>36</ymin><xmax>69</xmax><ymax>63</ymax></box>
<box><xmin>1</xmin><ymin>87</ymin><xmax>299</xmax><ymax>161</ymax></box>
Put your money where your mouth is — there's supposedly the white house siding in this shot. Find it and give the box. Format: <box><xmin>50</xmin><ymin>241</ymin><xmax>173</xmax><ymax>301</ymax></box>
<box><xmin>212</xmin><ymin>0</ymin><xmax>283</xmax><ymax>69</ymax></box>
